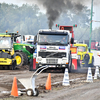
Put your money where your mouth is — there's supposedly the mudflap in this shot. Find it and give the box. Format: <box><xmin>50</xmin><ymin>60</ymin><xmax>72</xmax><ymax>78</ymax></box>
<box><xmin>29</xmin><ymin>58</ymin><xmax>36</xmax><ymax>71</ymax></box>
<box><xmin>72</xmin><ymin>59</ymin><xmax>78</xmax><ymax>70</ymax></box>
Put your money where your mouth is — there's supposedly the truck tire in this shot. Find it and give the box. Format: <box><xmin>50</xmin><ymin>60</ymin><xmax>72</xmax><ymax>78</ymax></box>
<box><xmin>68</xmin><ymin>54</ymin><xmax>72</xmax><ymax>73</ymax></box>
<box><xmin>15</xmin><ymin>52</ymin><xmax>28</xmax><ymax>67</ymax></box>
<box><xmin>68</xmin><ymin>58</ymin><xmax>72</xmax><ymax>73</ymax></box>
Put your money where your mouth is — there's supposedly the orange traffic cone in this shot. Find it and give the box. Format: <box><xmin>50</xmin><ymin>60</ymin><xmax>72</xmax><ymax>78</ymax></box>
<box><xmin>11</xmin><ymin>77</ymin><xmax>18</xmax><ymax>97</ymax></box>
<box><xmin>45</xmin><ymin>73</ymin><xmax>51</xmax><ymax>90</ymax></box>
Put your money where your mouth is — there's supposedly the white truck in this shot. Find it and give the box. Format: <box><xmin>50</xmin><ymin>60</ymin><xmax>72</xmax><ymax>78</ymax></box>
<box><xmin>23</xmin><ymin>35</ymin><xmax>34</xmax><ymax>45</ymax></box>
<box><xmin>34</xmin><ymin>29</ymin><xmax>74</xmax><ymax>72</ymax></box>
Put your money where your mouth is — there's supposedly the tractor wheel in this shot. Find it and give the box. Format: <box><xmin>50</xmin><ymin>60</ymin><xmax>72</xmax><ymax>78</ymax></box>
<box><xmin>15</xmin><ymin>52</ymin><xmax>28</xmax><ymax>67</ymax></box>
<box><xmin>21</xmin><ymin>52</ymin><xmax>28</xmax><ymax>65</ymax></box>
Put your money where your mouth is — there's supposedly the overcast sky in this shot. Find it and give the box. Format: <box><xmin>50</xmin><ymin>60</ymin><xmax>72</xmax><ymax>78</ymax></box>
<box><xmin>0</xmin><ymin>0</ymin><xmax>100</xmax><ymax>30</ymax></box>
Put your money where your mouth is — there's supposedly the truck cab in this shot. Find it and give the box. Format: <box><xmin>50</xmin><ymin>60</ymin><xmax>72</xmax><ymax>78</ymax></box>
<box><xmin>34</xmin><ymin>29</ymin><xmax>74</xmax><ymax>72</ymax></box>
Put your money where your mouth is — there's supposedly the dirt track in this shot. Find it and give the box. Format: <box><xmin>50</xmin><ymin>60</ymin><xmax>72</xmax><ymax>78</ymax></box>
<box><xmin>0</xmin><ymin>66</ymin><xmax>100</xmax><ymax>100</ymax></box>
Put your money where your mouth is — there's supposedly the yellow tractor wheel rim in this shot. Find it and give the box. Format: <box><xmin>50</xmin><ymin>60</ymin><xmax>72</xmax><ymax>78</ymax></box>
<box><xmin>16</xmin><ymin>55</ymin><xmax>22</xmax><ymax>65</ymax></box>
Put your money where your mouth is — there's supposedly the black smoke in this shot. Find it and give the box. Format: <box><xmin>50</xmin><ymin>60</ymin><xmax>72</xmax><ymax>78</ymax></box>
<box><xmin>23</xmin><ymin>0</ymin><xmax>91</xmax><ymax>29</ymax></box>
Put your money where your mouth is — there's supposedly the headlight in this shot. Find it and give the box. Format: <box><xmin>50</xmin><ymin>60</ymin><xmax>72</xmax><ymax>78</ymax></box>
<box><xmin>37</xmin><ymin>57</ymin><xmax>42</xmax><ymax>61</ymax></box>
<box><xmin>62</xmin><ymin>58</ymin><xmax>67</xmax><ymax>62</ymax></box>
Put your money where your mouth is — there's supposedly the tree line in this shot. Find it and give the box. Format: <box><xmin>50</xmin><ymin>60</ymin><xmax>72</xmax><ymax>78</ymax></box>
<box><xmin>0</xmin><ymin>3</ymin><xmax>99</xmax><ymax>42</ymax></box>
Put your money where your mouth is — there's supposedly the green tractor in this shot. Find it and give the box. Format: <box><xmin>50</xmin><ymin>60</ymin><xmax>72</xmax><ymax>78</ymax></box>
<box><xmin>14</xmin><ymin>43</ymin><xmax>35</xmax><ymax>67</ymax></box>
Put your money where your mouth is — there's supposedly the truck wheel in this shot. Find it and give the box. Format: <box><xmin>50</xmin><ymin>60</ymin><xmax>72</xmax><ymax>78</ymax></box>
<box><xmin>68</xmin><ymin>54</ymin><xmax>72</xmax><ymax>73</ymax></box>
<box><xmin>69</xmin><ymin>58</ymin><xmax>72</xmax><ymax>73</ymax></box>
<box><xmin>62</xmin><ymin>68</ymin><xmax>65</xmax><ymax>73</ymax></box>
<box><xmin>15</xmin><ymin>52</ymin><xmax>28</xmax><ymax>67</ymax></box>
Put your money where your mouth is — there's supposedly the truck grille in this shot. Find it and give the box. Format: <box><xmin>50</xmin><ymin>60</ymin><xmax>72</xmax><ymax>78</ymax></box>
<box><xmin>46</xmin><ymin>59</ymin><xmax>58</xmax><ymax>64</ymax></box>
<box><xmin>39</xmin><ymin>52</ymin><xmax>66</xmax><ymax>58</ymax></box>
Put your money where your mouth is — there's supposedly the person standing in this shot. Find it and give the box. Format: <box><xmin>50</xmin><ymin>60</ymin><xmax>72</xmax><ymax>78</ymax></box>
<box><xmin>84</xmin><ymin>52</ymin><xmax>90</xmax><ymax>67</ymax></box>
<box><xmin>16</xmin><ymin>39</ymin><xmax>20</xmax><ymax>43</ymax></box>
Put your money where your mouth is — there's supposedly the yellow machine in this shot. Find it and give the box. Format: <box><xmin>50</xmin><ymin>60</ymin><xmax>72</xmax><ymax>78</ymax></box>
<box><xmin>74</xmin><ymin>43</ymin><xmax>94</xmax><ymax>67</ymax></box>
<box><xmin>0</xmin><ymin>34</ymin><xmax>16</xmax><ymax>70</ymax></box>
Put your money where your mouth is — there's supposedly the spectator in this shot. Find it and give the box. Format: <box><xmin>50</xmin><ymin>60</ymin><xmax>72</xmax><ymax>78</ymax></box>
<box><xmin>16</xmin><ymin>39</ymin><xmax>20</xmax><ymax>43</ymax></box>
<box><xmin>61</xmin><ymin>36</ymin><xmax>66</xmax><ymax>43</ymax></box>
<box><xmin>84</xmin><ymin>52</ymin><xmax>90</xmax><ymax>67</ymax></box>
<box><xmin>28</xmin><ymin>36</ymin><xmax>32</xmax><ymax>40</ymax></box>
<box><xmin>40</xmin><ymin>35</ymin><xmax>47</xmax><ymax>42</ymax></box>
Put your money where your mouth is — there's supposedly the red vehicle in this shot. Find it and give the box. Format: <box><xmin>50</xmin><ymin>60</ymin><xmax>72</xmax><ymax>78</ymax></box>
<box><xmin>83</xmin><ymin>40</ymin><xmax>98</xmax><ymax>50</ymax></box>
<box><xmin>70</xmin><ymin>46</ymin><xmax>80</xmax><ymax>70</ymax></box>
<box><xmin>59</xmin><ymin>25</ymin><xmax>74</xmax><ymax>40</ymax></box>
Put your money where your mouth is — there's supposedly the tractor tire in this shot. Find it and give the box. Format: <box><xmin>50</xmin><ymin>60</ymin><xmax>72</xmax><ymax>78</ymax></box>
<box><xmin>21</xmin><ymin>52</ymin><xmax>28</xmax><ymax>65</ymax></box>
<box><xmin>15</xmin><ymin>52</ymin><xmax>28</xmax><ymax>67</ymax></box>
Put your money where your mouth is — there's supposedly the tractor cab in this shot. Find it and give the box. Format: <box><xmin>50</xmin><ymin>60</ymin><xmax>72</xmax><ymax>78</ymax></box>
<box><xmin>0</xmin><ymin>35</ymin><xmax>13</xmax><ymax>50</ymax></box>
<box><xmin>0</xmin><ymin>35</ymin><xmax>16</xmax><ymax>70</ymax></box>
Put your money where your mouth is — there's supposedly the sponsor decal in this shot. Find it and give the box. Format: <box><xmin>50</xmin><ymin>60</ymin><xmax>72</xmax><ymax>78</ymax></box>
<box><xmin>40</xmin><ymin>46</ymin><xmax>46</xmax><ymax>49</ymax></box>
<box><xmin>59</xmin><ymin>46</ymin><xmax>65</xmax><ymax>50</ymax></box>
<box><xmin>70</xmin><ymin>47</ymin><xmax>77</xmax><ymax>54</ymax></box>
<box><xmin>47</xmin><ymin>47</ymin><xmax>58</xmax><ymax>50</ymax></box>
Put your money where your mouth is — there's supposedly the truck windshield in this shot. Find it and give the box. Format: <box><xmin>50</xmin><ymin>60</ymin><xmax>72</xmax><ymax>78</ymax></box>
<box><xmin>0</xmin><ymin>37</ymin><xmax>12</xmax><ymax>49</ymax></box>
<box><xmin>77</xmin><ymin>46</ymin><xmax>86</xmax><ymax>52</ymax></box>
<box><xmin>38</xmin><ymin>33</ymin><xmax>68</xmax><ymax>46</ymax></box>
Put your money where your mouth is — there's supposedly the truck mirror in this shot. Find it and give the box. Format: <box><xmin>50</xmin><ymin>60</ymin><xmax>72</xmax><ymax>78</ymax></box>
<box><xmin>34</xmin><ymin>35</ymin><xmax>37</xmax><ymax>44</ymax></box>
<box><xmin>71</xmin><ymin>38</ymin><xmax>74</xmax><ymax>44</ymax></box>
